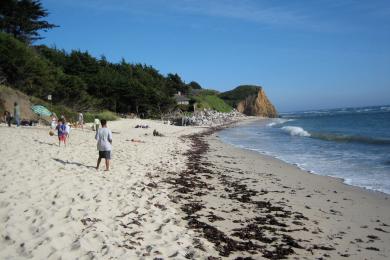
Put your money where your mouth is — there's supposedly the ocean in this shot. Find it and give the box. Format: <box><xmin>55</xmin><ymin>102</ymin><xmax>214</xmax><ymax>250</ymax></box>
<box><xmin>219</xmin><ymin>105</ymin><xmax>390</xmax><ymax>194</ymax></box>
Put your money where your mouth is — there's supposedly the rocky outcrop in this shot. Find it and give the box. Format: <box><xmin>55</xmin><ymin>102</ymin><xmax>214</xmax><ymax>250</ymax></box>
<box><xmin>165</xmin><ymin>109</ymin><xmax>245</xmax><ymax>126</ymax></box>
<box><xmin>236</xmin><ymin>88</ymin><xmax>278</xmax><ymax>117</ymax></box>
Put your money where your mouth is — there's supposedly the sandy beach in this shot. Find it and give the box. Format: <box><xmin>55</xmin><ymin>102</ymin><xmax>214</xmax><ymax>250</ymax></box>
<box><xmin>0</xmin><ymin>119</ymin><xmax>217</xmax><ymax>259</ymax></box>
<box><xmin>1</xmin><ymin>119</ymin><xmax>389</xmax><ymax>259</ymax></box>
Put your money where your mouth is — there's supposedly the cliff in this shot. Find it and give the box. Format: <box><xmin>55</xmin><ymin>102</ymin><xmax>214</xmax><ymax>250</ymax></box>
<box><xmin>219</xmin><ymin>85</ymin><xmax>278</xmax><ymax>117</ymax></box>
<box><xmin>236</xmin><ymin>88</ymin><xmax>278</xmax><ymax>117</ymax></box>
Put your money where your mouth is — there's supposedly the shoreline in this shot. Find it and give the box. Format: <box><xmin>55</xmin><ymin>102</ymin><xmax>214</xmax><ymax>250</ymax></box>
<box><xmin>220</xmin><ymin>136</ymin><xmax>390</xmax><ymax>198</ymax></box>
<box><xmin>219</xmin><ymin>118</ymin><xmax>390</xmax><ymax>197</ymax></box>
<box><xmin>170</xmin><ymin>126</ymin><xmax>390</xmax><ymax>259</ymax></box>
<box><xmin>214</xmin><ymin>130</ymin><xmax>390</xmax><ymax>200</ymax></box>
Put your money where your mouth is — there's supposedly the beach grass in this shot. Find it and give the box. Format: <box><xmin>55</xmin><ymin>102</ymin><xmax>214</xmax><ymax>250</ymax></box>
<box><xmin>193</xmin><ymin>95</ymin><xmax>232</xmax><ymax>112</ymax></box>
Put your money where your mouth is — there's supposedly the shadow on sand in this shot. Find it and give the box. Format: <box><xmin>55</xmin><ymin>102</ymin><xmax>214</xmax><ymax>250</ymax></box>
<box><xmin>34</xmin><ymin>139</ymin><xmax>56</xmax><ymax>146</ymax></box>
<box><xmin>52</xmin><ymin>158</ymin><xmax>96</xmax><ymax>170</ymax></box>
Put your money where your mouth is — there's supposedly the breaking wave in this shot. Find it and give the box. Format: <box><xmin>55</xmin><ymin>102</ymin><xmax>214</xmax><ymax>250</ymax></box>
<box><xmin>281</xmin><ymin>126</ymin><xmax>311</xmax><ymax>137</ymax></box>
<box><xmin>267</xmin><ymin>118</ymin><xmax>294</xmax><ymax>127</ymax></box>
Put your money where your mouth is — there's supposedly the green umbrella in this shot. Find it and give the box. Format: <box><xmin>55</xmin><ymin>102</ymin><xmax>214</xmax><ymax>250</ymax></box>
<box><xmin>31</xmin><ymin>105</ymin><xmax>52</xmax><ymax>117</ymax></box>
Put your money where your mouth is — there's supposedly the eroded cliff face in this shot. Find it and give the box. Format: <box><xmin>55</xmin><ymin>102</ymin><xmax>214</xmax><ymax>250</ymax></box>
<box><xmin>236</xmin><ymin>88</ymin><xmax>278</xmax><ymax>117</ymax></box>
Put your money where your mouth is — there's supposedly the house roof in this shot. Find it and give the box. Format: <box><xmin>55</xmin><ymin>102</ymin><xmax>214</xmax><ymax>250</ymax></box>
<box><xmin>174</xmin><ymin>94</ymin><xmax>190</xmax><ymax>102</ymax></box>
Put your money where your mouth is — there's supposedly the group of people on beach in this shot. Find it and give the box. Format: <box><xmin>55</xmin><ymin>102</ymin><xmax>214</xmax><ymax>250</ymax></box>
<box><xmin>3</xmin><ymin>101</ymin><xmax>112</xmax><ymax>171</ymax></box>
<box><xmin>50</xmin><ymin>113</ymin><xmax>73</xmax><ymax>147</ymax></box>
<box><xmin>51</xmin><ymin>112</ymin><xmax>112</xmax><ymax>171</ymax></box>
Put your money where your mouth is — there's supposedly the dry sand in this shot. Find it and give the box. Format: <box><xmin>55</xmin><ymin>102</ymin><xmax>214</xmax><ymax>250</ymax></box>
<box><xmin>0</xmin><ymin>119</ymin><xmax>389</xmax><ymax>259</ymax></box>
<box><xmin>0</xmin><ymin>119</ymin><xmax>217</xmax><ymax>259</ymax></box>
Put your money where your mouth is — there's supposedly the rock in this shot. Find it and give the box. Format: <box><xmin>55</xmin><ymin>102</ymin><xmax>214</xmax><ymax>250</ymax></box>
<box><xmin>184</xmin><ymin>109</ymin><xmax>245</xmax><ymax>127</ymax></box>
<box><xmin>236</xmin><ymin>88</ymin><xmax>278</xmax><ymax>117</ymax></box>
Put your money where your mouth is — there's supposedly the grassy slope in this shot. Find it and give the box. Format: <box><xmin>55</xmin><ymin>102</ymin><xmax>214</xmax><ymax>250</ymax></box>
<box><xmin>192</xmin><ymin>91</ymin><xmax>232</xmax><ymax>112</ymax></box>
<box><xmin>219</xmin><ymin>85</ymin><xmax>261</xmax><ymax>107</ymax></box>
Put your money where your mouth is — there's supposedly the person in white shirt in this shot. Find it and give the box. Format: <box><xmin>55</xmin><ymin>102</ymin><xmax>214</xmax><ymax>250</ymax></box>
<box><xmin>51</xmin><ymin>114</ymin><xmax>57</xmax><ymax>129</ymax></box>
<box><xmin>94</xmin><ymin>117</ymin><xmax>100</xmax><ymax>131</ymax></box>
<box><xmin>65</xmin><ymin>122</ymin><xmax>71</xmax><ymax>140</ymax></box>
<box><xmin>78</xmin><ymin>112</ymin><xmax>84</xmax><ymax>130</ymax></box>
<box><xmin>95</xmin><ymin>119</ymin><xmax>112</xmax><ymax>171</ymax></box>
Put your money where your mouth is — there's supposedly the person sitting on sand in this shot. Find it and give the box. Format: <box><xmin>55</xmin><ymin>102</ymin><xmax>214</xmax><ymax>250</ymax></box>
<box><xmin>95</xmin><ymin>119</ymin><xmax>112</xmax><ymax>171</ymax></box>
<box><xmin>153</xmin><ymin>129</ymin><xmax>164</xmax><ymax>137</ymax></box>
<box><xmin>56</xmin><ymin>119</ymin><xmax>67</xmax><ymax>147</ymax></box>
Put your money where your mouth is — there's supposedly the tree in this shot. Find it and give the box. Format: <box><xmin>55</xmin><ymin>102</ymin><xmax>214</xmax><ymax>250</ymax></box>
<box><xmin>166</xmin><ymin>73</ymin><xmax>188</xmax><ymax>95</ymax></box>
<box><xmin>0</xmin><ymin>32</ymin><xmax>58</xmax><ymax>96</ymax></box>
<box><xmin>0</xmin><ymin>0</ymin><xmax>57</xmax><ymax>43</ymax></box>
<box><xmin>188</xmin><ymin>81</ymin><xmax>202</xmax><ymax>90</ymax></box>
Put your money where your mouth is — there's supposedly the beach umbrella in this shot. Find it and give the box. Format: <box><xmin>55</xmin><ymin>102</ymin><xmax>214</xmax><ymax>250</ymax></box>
<box><xmin>31</xmin><ymin>105</ymin><xmax>52</xmax><ymax>117</ymax></box>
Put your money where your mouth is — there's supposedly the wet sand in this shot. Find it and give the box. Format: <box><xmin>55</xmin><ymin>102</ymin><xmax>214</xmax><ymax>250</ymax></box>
<box><xmin>168</xmin><ymin>129</ymin><xmax>390</xmax><ymax>259</ymax></box>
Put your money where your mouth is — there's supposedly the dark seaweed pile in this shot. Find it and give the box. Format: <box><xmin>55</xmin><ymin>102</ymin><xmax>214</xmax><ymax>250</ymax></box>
<box><xmin>164</xmin><ymin>129</ymin><xmax>324</xmax><ymax>259</ymax></box>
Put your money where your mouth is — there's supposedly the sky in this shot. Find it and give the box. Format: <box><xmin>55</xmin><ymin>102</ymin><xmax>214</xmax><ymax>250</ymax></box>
<box><xmin>38</xmin><ymin>0</ymin><xmax>390</xmax><ymax>112</ymax></box>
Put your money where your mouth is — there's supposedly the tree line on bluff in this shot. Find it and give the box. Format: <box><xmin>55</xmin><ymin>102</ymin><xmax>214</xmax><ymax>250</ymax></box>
<box><xmin>0</xmin><ymin>0</ymin><xmax>202</xmax><ymax>117</ymax></box>
<box><xmin>0</xmin><ymin>32</ymin><xmax>204</xmax><ymax>116</ymax></box>
<box><xmin>0</xmin><ymin>0</ymin><xmax>272</xmax><ymax>118</ymax></box>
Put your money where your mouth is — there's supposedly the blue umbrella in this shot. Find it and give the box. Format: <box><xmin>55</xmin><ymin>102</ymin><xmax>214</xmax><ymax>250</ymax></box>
<box><xmin>31</xmin><ymin>105</ymin><xmax>52</xmax><ymax>117</ymax></box>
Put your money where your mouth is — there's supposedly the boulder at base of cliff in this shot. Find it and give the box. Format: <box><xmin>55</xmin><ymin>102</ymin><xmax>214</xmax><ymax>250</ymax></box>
<box><xmin>236</xmin><ymin>88</ymin><xmax>278</xmax><ymax>117</ymax></box>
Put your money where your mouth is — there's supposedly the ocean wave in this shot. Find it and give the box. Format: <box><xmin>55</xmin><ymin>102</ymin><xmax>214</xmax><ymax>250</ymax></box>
<box><xmin>310</xmin><ymin>132</ymin><xmax>390</xmax><ymax>145</ymax></box>
<box><xmin>281</xmin><ymin>126</ymin><xmax>311</xmax><ymax>137</ymax></box>
<box><xmin>284</xmin><ymin>105</ymin><xmax>390</xmax><ymax>118</ymax></box>
<box><xmin>267</xmin><ymin>118</ymin><xmax>294</xmax><ymax>127</ymax></box>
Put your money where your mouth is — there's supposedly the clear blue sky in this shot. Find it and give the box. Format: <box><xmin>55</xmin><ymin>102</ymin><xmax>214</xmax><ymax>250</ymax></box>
<box><xmin>39</xmin><ymin>0</ymin><xmax>390</xmax><ymax>112</ymax></box>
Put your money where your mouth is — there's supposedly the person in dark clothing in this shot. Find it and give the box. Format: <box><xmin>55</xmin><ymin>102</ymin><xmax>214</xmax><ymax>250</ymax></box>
<box><xmin>4</xmin><ymin>111</ymin><xmax>12</xmax><ymax>127</ymax></box>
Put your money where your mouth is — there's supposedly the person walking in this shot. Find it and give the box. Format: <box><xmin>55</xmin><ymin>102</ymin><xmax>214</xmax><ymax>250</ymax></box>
<box><xmin>14</xmin><ymin>102</ymin><xmax>20</xmax><ymax>127</ymax></box>
<box><xmin>51</xmin><ymin>113</ymin><xmax>58</xmax><ymax>129</ymax></box>
<box><xmin>95</xmin><ymin>119</ymin><xmax>112</xmax><ymax>171</ymax></box>
<box><xmin>94</xmin><ymin>117</ymin><xmax>100</xmax><ymax>132</ymax></box>
<box><xmin>65</xmin><ymin>121</ymin><xmax>71</xmax><ymax>141</ymax></box>
<box><xmin>78</xmin><ymin>112</ymin><xmax>84</xmax><ymax>130</ymax></box>
<box><xmin>56</xmin><ymin>119</ymin><xmax>67</xmax><ymax>147</ymax></box>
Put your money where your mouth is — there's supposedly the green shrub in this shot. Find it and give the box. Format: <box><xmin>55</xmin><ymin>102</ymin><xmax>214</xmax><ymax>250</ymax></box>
<box><xmin>84</xmin><ymin>110</ymin><xmax>118</xmax><ymax>123</ymax></box>
<box><xmin>176</xmin><ymin>104</ymin><xmax>191</xmax><ymax>112</ymax></box>
<box><xmin>29</xmin><ymin>96</ymin><xmax>118</xmax><ymax>123</ymax></box>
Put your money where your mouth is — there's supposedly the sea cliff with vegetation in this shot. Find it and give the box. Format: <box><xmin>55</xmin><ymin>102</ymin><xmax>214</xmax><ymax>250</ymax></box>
<box><xmin>220</xmin><ymin>85</ymin><xmax>278</xmax><ymax>117</ymax></box>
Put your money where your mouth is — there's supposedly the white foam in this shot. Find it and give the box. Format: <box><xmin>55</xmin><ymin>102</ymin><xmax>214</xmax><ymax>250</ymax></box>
<box><xmin>267</xmin><ymin>118</ymin><xmax>293</xmax><ymax>127</ymax></box>
<box><xmin>281</xmin><ymin>126</ymin><xmax>311</xmax><ymax>137</ymax></box>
